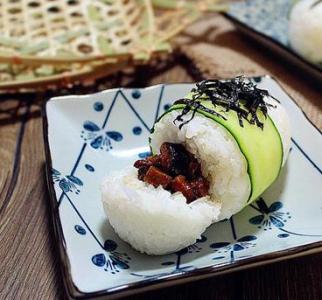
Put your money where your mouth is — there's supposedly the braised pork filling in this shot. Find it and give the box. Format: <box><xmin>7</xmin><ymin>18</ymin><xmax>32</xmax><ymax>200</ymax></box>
<box><xmin>134</xmin><ymin>143</ymin><xmax>210</xmax><ymax>203</ymax></box>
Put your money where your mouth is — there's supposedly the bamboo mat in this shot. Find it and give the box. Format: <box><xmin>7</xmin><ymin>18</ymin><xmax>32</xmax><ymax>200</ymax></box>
<box><xmin>177</xmin><ymin>14</ymin><xmax>322</xmax><ymax>130</ymax></box>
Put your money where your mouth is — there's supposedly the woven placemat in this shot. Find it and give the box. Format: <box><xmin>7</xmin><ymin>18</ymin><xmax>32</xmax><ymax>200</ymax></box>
<box><xmin>178</xmin><ymin>14</ymin><xmax>322</xmax><ymax>130</ymax></box>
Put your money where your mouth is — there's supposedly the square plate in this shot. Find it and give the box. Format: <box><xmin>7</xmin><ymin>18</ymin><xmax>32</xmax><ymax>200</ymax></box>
<box><xmin>224</xmin><ymin>0</ymin><xmax>322</xmax><ymax>82</ymax></box>
<box><xmin>43</xmin><ymin>76</ymin><xmax>322</xmax><ymax>299</ymax></box>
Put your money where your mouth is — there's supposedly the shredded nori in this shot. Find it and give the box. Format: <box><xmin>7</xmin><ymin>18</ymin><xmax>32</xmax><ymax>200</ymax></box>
<box><xmin>173</xmin><ymin>76</ymin><xmax>278</xmax><ymax>130</ymax></box>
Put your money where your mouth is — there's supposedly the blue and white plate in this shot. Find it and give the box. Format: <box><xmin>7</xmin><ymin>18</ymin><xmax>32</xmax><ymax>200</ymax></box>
<box><xmin>225</xmin><ymin>0</ymin><xmax>322</xmax><ymax>81</ymax></box>
<box><xmin>43</xmin><ymin>76</ymin><xmax>322</xmax><ymax>299</ymax></box>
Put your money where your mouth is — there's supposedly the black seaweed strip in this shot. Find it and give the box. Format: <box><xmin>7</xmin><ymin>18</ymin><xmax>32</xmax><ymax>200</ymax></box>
<box><xmin>173</xmin><ymin>77</ymin><xmax>278</xmax><ymax>129</ymax></box>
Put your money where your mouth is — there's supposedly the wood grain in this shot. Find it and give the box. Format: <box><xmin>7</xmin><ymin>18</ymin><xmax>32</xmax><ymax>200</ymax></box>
<box><xmin>131</xmin><ymin>252</ymin><xmax>322</xmax><ymax>300</ymax></box>
<box><xmin>0</xmin><ymin>104</ymin><xmax>64</xmax><ymax>299</ymax></box>
<box><xmin>0</xmin><ymin>98</ymin><xmax>25</xmax><ymax>208</ymax></box>
<box><xmin>0</xmin><ymin>13</ymin><xmax>322</xmax><ymax>300</ymax></box>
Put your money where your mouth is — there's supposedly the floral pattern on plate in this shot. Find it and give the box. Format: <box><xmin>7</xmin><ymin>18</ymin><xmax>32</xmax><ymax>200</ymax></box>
<box><xmin>44</xmin><ymin>76</ymin><xmax>322</xmax><ymax>298</ymax></box>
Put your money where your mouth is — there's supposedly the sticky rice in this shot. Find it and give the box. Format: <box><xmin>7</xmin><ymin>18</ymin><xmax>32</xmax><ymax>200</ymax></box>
<box><xmin>101</xmin><ymin>81</ymin><xmax>291</xmax><ymax>255</ymax></box>
<box><xmin>102</xmin><ymin>166</ymin><xmax>220</xmax><ymax>255</ymax></box>
<box><xmin>289</xmin><ymin>0</ymin><xmax>322</xmax><ymax>64</ymax></box>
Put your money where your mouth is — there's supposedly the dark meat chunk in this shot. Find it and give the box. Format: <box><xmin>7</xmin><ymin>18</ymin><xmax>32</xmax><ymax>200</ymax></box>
<box><xmin>190</xmin><ymin>177</ymin><xmax>210</xmax><ymax>199</ymax></box>
<box><xmin>187</xmin><ymin>159</ymin><xmax>202</xmax><ymax>179</ymax></box>
<box><xmin>134</xmin><ymin>155</ymin><xmax>161</xmax><ymax>180</ymax></box>
<box><xmin>170</xmin><ymin>175</ymin><xmax>195</xmax><ymax>203</ymax></box>
<box><xmin>134</xmin><ymin>159</ymin><xmax>150</xmax><ymax>180</ymax></box>
<box><xmin>134</xmin><ymin>155</ymin><xmax>161</xmax><ymax>169</ymax></box>
<box><xmin>133</xmin><ymin>142</ymin><xmax>210</xmax><ymax>203</ymax></box>
<box><xmin>159</xmin><ymin>143</ymin><xmax>191</xmax><ymax>176</ymax></box>
<box><xmin>143</xmin><ymin>166</ymin><xmax>172</xmax><ymax>189</ymax></box>
<box><xmin>147</xmin><ymin>155</ymin><xmax>161</xmax><ymax>166</ymax></box>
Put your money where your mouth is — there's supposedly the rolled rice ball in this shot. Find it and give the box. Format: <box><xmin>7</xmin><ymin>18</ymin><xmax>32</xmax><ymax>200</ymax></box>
<box><xmin>101</xmin><ymin>91</ymin><xmax>291</xmax><ymax>255</ymax></box>
<box><xmin>102</xmin><ymin>167</ymin><xmax>220</xmax><ymax>255</ymax></box>
<box><xmin>289</xmin><ymin>0</ymin><xmax>322</xmax><ymax>64</ymax></box>
<box><xmin>150</xmin><ymin>112</ymin><xmax>251</xmax><ymax>221</ymax></box>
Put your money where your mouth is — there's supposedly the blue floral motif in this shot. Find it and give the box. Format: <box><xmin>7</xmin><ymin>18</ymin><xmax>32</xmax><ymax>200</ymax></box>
<box><xmin>278</xmin><ymin>233</ymin><xmax>289</xmax><ymax>238</ymax></box>
<box><xmin>85</xmin><ymin>164</ymin><xmax>95</xmax><ymax>172</ymax></box>
<box><xmin>132</xmin><ymin>236</ymin><xmax>207</xmax><ymax>278</ymax></box>
<box><xmin>131</xmin><ymin>90</ymin><xmax>141</xmax><ymax>99</ymax></box>
<box><xmin>92</xmin><ymin>240</ymin><xmax>131</xmax><ymax>274</ymax></box>
<box><xmin>252</xmin><ymin>76</ymin><xmax>263</xmax><ymax>83</ymax></box>
<box><xmin>249</xmin><ymin>198</ymin><xmax>291</xmax><ymax>230</ymax></box>
<box><xmin>138</xmin><ymin>151</ymin><xmax>151</xmax><ymax>158</ymax></box>
<box><xmin>92</xmin><ymin>254</ymin><xmax>106</xmax><ymax>267</ymax></box>
<box><xmin>210</xmin><ymin>235</ymin><xmax>257</xmax><ymax>262</ymax></box>
<box><xmin>81</xmin><ymin>120</ymin><xmax>123</xmax><ymax>151</ymax></box>
<box><xmin>52</xmin><ymin>168</ymin><xmax>83</xmax><ymax>194</ymax></box>
<box><xmin>132</xmin><ymin>126</ymin><xmax>142</xmax><ymax>135</ymax></box>
<box><xmin>187</xmin><ymin>235</ymin><xmax>207</xmax><ymax>253</ymax></box>
<box><xmin>249</xmin><ymin>198</ymin><xmax>322</xmax><ymax>238</ymax></box>
<box><xmin>74</xmin><ymin>225</ymin><xmax>86</xmax><ymax>235</ymax></box>
<box><xmin>211</xmin><ymin>235</ymin><xmax>257</xmax><ymax>252</ymax></box>
<box><xmin>93</xmin><ymin>102</ymin><xmax>104</xmax><ymax>112</ymax></box>
<box><xmin>163</xmin><ymin>103</ymin><xmax>171</xmax><ymax>111</ymax></box>
<box><xmin>208</xmin><ymin>217</ymin><xmax>258</xmax><ymax>263</ymax></box>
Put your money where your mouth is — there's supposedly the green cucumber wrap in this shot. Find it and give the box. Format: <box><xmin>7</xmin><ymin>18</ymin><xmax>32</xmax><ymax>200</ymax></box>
<box><xmin>153</xmin><ymin>91</ymin><xmax>284</xmax><ymax>204</ymax></box>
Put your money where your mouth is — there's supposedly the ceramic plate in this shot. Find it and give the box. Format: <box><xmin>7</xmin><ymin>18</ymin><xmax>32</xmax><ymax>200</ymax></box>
<box><xmin>43</xmin><ymin>76</ymin><xmax>322</xmax><ymax>299</ymax></box>
<box><xmin>225</xmin><ymin>0</ymin><xmax>322</xmax><ymax>82</ymax></box>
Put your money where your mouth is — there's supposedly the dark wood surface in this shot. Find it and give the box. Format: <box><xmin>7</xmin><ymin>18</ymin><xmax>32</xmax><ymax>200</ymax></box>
<box><xmin>0</xmin><ymin>15</ymin><xmax>322</xmax><ymax>300</ymax></box>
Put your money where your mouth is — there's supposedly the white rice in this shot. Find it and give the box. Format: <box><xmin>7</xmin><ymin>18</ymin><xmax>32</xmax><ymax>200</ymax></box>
<box><xmin>150</xmin><ymin>112</ymin><xmax>251</xmax><ymax>221</ymax></box>
<box><xmin>101</xmin><ymin>98</ymin><xmax>291</xmax><ymax>255</ymax></box>
<box><xmin>289</xmin><ymin>0</ymin><xmax>322</xmax><ymax>64</ymax></box>
<box><xmin>102</xmin><ymin>167</ymin><xmax>220</xmax><ymax>255</ymax></box>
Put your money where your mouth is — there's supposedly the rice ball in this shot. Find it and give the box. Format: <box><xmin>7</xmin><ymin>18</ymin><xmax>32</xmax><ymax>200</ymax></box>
<box><xmin>102</xmin><ymin>167</ymin><xmax>221</xmax><ymax>255</ymax></box>
<box><xmin>289</xmin><ymin>0</ymin><xmax>322</xmax><ymax>64</ymax></box>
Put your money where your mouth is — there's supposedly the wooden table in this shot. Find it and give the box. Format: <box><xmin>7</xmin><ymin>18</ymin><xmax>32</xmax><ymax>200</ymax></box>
<box><xmin>1</xmin><ymin>15</ymin><xmax>321</xmax><ymax>300</ymax></box>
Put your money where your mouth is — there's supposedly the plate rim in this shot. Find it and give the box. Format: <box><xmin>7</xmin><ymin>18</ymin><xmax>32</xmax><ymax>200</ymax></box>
<box><xmin>222</xmin><ymin>12</ymin><xmax>322</xmax><ymax>81</ymax></box>
<box><xmin>42</xmin><ymin>76</ymin><xmax>322</xmax><ymax>299</ymax></box>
